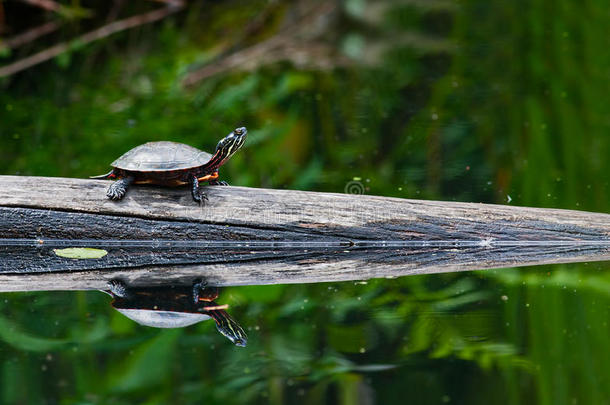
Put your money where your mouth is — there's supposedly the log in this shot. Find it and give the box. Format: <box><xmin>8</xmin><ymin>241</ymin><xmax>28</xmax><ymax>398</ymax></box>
<box><xmin>0</xmin><ymin>175</ymin><xmax>609</xmax><ymax>292</ymax></box>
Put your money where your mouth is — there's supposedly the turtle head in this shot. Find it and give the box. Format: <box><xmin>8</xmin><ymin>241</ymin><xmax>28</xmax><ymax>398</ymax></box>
<box><xmin>212</xmin><ymin>127</ymin><xmax>247</xmax><ymax>167</ymax></box>
<box><xmin>208</xmin><ymin>309</ymin><xmax>248</xmax><ymax>347</ymax></box>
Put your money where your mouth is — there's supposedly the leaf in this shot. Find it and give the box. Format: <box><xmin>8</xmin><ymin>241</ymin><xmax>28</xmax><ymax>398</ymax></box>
<box><xmin>0</xmin><ymin>46</ymin><xmax>11</xmax><ymax>59</ymax></box>
<box><xmin>0</xmin><ymin>315</ymin><xmax>69</xmax><ymax>352</ymax></box>
<box><xmin>55</xmin><ymin>52</ymin><xmax>71</xmax><ymax>69</ymax></box>
<box><xmin>53</xmin><ymin>248</ymin><xmax>108</xmax><ymax>259</ymax></box>
<box><xmin>109</xmin><ymin>330</ymin><xmax>181</xmax><ymax>392</ymax></box>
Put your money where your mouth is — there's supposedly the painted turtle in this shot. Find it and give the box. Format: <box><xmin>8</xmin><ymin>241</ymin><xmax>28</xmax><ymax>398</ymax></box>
<box><xmin>91</xmin><ymin>127</ymin><xmax>247</xmax><ymax>203</ymax></box>
<box><xmin>105</xmin><ymin>280</ymin><xmax>247</xmax><ymax>347</ymax></box>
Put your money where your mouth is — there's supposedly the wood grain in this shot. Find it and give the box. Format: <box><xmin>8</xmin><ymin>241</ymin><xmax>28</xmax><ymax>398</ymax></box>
<box><xmin>0</xmin><ymin>175</ymin><xmax>609</xmax><ymax>291</ymax></box>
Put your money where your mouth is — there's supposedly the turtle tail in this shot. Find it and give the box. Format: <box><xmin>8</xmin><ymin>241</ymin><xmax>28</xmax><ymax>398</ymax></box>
<box><xmin>90</xmin><ymin>169</ymin><xmax>117</xmax><ymax>180</ymax></box>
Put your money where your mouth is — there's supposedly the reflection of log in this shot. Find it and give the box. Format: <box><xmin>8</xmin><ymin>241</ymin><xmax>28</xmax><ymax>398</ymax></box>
<box><xmin>0</xmin><ymin>175</ymin><xmax>609</xmax><ymax>292</ymax></box>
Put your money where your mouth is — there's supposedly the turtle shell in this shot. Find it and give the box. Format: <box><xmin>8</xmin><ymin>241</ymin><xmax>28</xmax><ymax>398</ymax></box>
<box><xmin>112</xmin><ymin>141</ymin><xmax>213</xmax><ymax>171</ymax></box>
<box><xmin>116</xmin><ymin>308</ymin><xmax>212</xmax><ymax>328</ymax></box>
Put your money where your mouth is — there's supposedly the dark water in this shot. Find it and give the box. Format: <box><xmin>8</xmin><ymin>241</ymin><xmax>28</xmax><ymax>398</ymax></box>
<box><xmin>1</xmin><ymin>0</ymin><xmax>610</xmax><ymax>404</ymax></box>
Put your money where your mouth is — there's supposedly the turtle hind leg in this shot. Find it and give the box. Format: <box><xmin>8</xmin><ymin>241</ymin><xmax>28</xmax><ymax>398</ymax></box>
<box><xmin>190</xmin><ymin>175</ymin><xmax>208</xmax><ymax>205</ymax></box>
<box><xmin>107</xmin><ymin>176</ymin><xmax>134</xmax><ymax>200</ymax></box>
<box><xmin>107</xmin><ymin>279</ymin><xmax>129</xmax><ymax>298</ymax></box>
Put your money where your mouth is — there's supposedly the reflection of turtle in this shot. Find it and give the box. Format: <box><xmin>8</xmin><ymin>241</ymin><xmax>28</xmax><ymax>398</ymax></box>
<box><xmin>91</xmin><ymin>127</ymin><xmax>247</xmax><ymax>204</ymax></box>
<box><xmin>105</xmin><ymin>280</ymin><xmax>247</xmax><ymax>347</ymax></box>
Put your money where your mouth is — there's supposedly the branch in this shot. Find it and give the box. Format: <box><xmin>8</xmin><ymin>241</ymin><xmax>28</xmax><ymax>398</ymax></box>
<box><xmin>0</xmin><ymin>2</ymin><xmax>184</xmax><ymax>78</ymax></box>
<box><xmin>20</xmin><ymin>0</ymin><xmax>62</xmax><ymax>13</ymax></box>
<box><xmin>0</xmin><ymin>1</ymin><xmax>5</xmax><ymax>34</ymax></box>
<box><xmin>182</xmin><ymin>1</ymin><xmax>338</xmax><ymax>87</ymax></box>
<box><xmin>0</xmin><ymin>21</ymin><xmax>60</xmax><ymax>51</ymax></box>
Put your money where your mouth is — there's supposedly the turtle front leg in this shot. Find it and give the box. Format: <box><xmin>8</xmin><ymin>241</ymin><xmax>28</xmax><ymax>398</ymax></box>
<box><xmin>107</xmin><ymin>176</ymin><xmax>134</xmax><ymax>200</ymax></box>
<box><xmin>208</xmin><ymin>171</ymin><xmax>228</xmax><ymax>186</ymax></box>
<box><xmin>190</xmin><ymin>175</ymin><xmax>208</xmax><ymax>204</ymax></box>
<box><xmin>192</xmin><ymin>279</ymin><xmax>219</xmax><ymax>303</ymax></box>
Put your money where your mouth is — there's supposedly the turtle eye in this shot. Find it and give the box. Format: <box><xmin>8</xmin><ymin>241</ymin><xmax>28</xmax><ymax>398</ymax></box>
<box><xmin>234</xmin><ymin>128</ymin><xmax>243</xmax><ymax>136</ymax></box>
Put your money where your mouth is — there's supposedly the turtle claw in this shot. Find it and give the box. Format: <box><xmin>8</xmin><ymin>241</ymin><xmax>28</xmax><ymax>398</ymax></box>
<box><xmin>209</xmin><ymin>180</ymin><xmax>229</xmax><ymax>186</ymax></box>
<box><xmin>193</xmin><ymin>190</ymin><xmax>208</xmax><ymax>205</ymax></box>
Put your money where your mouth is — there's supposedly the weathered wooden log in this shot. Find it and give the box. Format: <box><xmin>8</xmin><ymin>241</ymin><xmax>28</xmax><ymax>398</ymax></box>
<box><xmin>0</xmin><ymin>175</ymin><xmax>609</xmax><ymax>292</ymax></box>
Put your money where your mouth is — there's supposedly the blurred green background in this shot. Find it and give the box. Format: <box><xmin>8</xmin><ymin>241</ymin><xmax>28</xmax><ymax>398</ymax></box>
<box><xmin>1</xmin><ymin>0</ymin><xmax>609</xmax><ymax>404</ymax></box>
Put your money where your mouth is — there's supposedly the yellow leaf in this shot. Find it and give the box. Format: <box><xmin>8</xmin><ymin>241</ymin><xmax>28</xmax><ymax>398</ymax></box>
<box><xmin>53</xmin><ymin>248</ymin><xmax>108</xmax><ymax>259</ymax></box>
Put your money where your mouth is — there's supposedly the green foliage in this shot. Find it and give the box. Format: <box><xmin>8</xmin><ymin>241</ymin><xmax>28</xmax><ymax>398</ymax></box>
<box><xmin>0</xmin><ymin>0</ymin><xmax>609</xmax><ymax>404</ymax></box>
